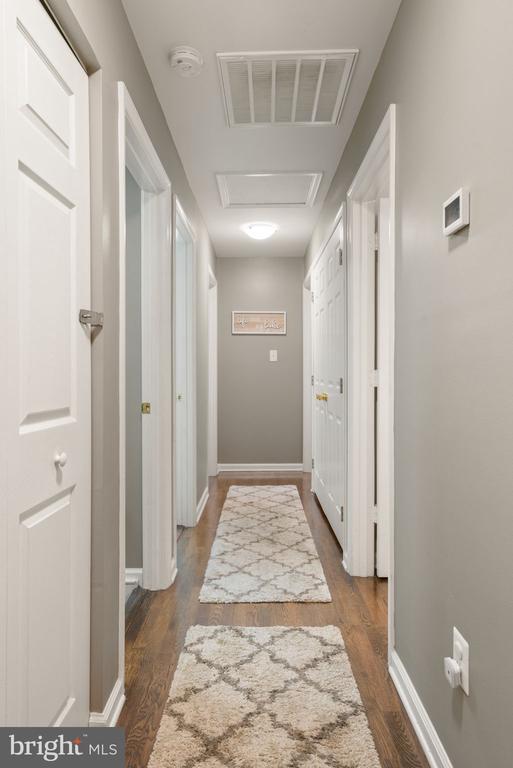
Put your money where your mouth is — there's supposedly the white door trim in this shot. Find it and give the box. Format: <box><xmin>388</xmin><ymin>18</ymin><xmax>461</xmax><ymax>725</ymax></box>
<box><xmin>173</xmin><ymin>196</ymin><xmax>198</xmax><ymax>527</ymax></box>
<box><xmin>207</xmin><ymin>266</ymin><xmax>218</xmax><ymax>478</ymax></box>
<box><xmin>346</xmin><ymin>104</ymin><xmax>396</xmax><ymax>646</ymax></box>
<box><xmin>302</xmin><ymin>287</ymin><xmax>312</xmax><ymax>472</ymax></box>
<box><xmin>117</xmin><ymin>82</ymin><xmax>175</xmax><ymax>697</ymax></box>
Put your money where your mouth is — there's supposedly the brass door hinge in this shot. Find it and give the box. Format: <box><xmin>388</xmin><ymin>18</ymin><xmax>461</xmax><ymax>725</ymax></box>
<box><xmin>141</xmin><ymin>402</ymin><xmax>151</xmax><ymax>414</ymax></box>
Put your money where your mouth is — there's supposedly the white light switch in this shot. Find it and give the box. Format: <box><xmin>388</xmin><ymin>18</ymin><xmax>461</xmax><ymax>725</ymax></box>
<box><xmin>269</xmin><ymin>349</ymin><xmax>278</xmax><ymax>362</ymax></box>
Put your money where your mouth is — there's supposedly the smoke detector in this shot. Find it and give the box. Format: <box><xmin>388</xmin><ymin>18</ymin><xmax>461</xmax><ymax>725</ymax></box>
<box><xmin>169</xmin><ymin>46</ymin><xmax>204</xmax><ymax>78</ymax></box>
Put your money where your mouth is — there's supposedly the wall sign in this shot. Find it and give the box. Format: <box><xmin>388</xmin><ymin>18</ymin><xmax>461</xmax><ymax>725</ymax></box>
<box><xmin>232</xmin><ymin>310</ymin><xmax>287</xmax><ymax>335</ymax></box>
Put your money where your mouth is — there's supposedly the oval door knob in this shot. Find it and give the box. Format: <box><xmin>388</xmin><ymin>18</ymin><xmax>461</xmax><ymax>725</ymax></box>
<box><xmin>54</xmin><ymin>451</ymin><xmax>67</xmax><ymax>468</ymax></box>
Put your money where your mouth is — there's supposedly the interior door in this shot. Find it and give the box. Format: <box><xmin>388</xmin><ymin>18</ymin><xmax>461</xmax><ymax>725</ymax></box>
<box><xmin>1</xmin><ymin>0</ymin><xmax>91</xmax><ymax>725</ymax></box>
<box><xmin>312</xmin><ymin>221</ymin><xmax>347</xmax><ymax>549</ymax></box>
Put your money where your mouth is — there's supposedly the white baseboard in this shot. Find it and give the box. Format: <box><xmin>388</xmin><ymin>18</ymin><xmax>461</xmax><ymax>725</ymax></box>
<box><xmin>125</xmin><ymin>568</ymin><xmax>142</xmax><ymax>601</ymax></box>
<box><xmin>89</xmin><ymin>677</ymin><xmax>125</xmax><ymax>727</ymax></box>
<box><xmin>196</xmin><ymin>486</ymin><xmax>209</xmax><ymax>523</ymax></box>
<box><xmin>125</xmin><ymin>568</ymin><xmax>142</xmax><ymax>586</ymax></box>
<box><xmin>389</xmin><ymin>650</ymin><xmax>453</xmax><ymax>768</ymax></box>
<box><xmin>217</xmin><ymin>463</ymin><xmax>303</xmax><ymax>473</ymax></box>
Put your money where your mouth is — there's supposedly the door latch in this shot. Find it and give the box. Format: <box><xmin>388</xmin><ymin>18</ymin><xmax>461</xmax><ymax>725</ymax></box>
<box><xmin>79</xmin><ymin>309</ymin><xmax>104</xmax><ymax>328</ymax></box>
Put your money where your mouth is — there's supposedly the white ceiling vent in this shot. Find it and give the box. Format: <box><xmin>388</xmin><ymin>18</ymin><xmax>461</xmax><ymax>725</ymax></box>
<box><xmin>216</xmin><ymin>172</ymin><xmax>323</xmax><ymax>208</ymax></box>
<box><xmin>217</xmin><ymin>49</ymin><xmax>358</xmax><ymax>127</ymax></box>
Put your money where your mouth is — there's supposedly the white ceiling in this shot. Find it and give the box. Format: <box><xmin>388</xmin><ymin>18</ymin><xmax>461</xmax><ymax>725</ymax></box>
<box><xmin>122</xmin><ymin>0</ymin><xmax>401</xmax><ymax>258</ymax></box>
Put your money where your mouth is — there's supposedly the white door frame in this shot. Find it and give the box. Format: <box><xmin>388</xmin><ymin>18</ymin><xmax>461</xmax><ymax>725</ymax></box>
<box><xmin>117</xmin><ymin>82</ymin><xmax>175</xmax><ymax>691</ymax></box>
<box><xmin>346</xmin><ymin>105</ymin><xmax>396</xmax><ymax>648</ymax></box>
<box><xmin>303</xmin><ymin>105</ymin><xmax>396</xmax><ymax>653</ymax></box>
<box><xmin>173</xmin><ymin>197</ymin><xmax>198</xmax><ymax>527</ymax></box>
<box><xmin>207</xmin><ymin>265</ymin><xmax>218</xmax><ymax>478</ymax></box>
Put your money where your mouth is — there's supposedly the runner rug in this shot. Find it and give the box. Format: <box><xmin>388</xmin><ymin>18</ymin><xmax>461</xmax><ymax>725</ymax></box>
<box><xmin>199</xmin><ymin>485</ymin><xmax>331</xmax><ymax>603</ymax></box>
<box><xmin>149</xmin><ymin>625</ymin><xmax>381</xmax><ymax>768</ymax></box>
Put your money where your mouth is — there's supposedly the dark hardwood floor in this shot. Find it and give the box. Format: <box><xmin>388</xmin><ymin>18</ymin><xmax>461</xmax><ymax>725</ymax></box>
<box><xmin>119</xmin><ymin>473</ymin><xmax>429</xmax><ymax>768</ymax></box>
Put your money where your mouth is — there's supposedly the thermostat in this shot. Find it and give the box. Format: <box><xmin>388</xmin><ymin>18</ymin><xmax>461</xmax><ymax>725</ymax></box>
<box><xmin>443</xmin><ymin>187</ymin><xmax>469</xmax><ymax>236</ymax></box>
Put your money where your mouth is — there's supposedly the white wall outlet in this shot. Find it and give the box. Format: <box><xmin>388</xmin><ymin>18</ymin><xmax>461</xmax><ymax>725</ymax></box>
<box><xmin>444</xmin><ymin>656</ymin><xmax>461</xmax><ymax>689</ymax></box>
<box><xmin>453</xmin><ymin>627</ymin><xmax>470</xmax><ymax>695</ymax></box>
<box><xmin>269</xmin><ymin>349</ymin><xmax>278</xmax><ymax>362</ymax></box>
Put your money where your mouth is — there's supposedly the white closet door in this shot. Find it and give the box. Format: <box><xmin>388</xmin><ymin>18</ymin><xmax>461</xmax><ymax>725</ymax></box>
<box><xmin>312</xmin><ymin>221</ymin><xmax>347</xmax><ymax>550</ymax></box>
<box><xmin>1</xmin><ymin>0</ymin><xmax>91</xmax><ymax>725</ymax></box>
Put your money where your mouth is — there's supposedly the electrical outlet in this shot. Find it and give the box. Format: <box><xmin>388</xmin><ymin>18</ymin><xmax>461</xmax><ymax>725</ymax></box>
<box><xmin>453</xmin><ymin>627</ymin><xmax>470</xmax><ymax>695</ymax></box>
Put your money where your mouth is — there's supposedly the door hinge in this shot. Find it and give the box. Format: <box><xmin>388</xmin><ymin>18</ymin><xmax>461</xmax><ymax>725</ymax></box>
<box><xmin>311</xmin><ymin>374</ymin><xmax>314</xmax><ymax>386</ymax></box>
<box><xmin>311</xmin><ymin>291</ymin><xmax>314</xmax><ymax>303</ymax></box>
<box><xmin>311</xmin><ymin>458</ymin><xmax>315</xmax><ymax>469</ymax></box>
<box><xmin>374</xmin><ymin>231</ymin><xmax>379</xmax><ymax>251</ymax></box>
<box><xmin>141</xmin><ymin>402</ymin><xmax>151</xmax><ymax>414</ymax></box>
<box><xmin>79</xmin><ymin>308</ymin><xmax>103</xmax><ymax>328</ymax></box>
<box><xmin>338</xmin><ymin>247</ymin><xmax>343</xmax><ymax>266</ymax></box>
<box><xmin>339</xmin><ymin>377</ymin><xmax>344</xmax><ymax>394</ymax></box>
<box><xmin>340</xmin><ymin>505</ymin><xmax>344</xmax><ymax>522</ymax></box>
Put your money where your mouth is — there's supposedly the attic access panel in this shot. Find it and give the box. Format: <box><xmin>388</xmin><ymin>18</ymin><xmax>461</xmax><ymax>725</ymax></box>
<box><xmin>217</xmin><ymin>49</ymin><xmax>359</xmax><ymax>127</ymax></box>
<box><xmin>216</xmin><ymin>171</ymin><xmax>323</xmax><ymax>208</ymax></box>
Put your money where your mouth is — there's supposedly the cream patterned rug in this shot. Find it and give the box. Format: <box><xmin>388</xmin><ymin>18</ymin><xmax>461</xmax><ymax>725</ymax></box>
<box><xmin>199</xmin><ymin>485</ymin><xmax>331</xmax><ymax>603</ymax></box>
<box><xmin>149</xmin><ymin>625</ymin><xmax>381</xmax><ymax>768</ymax></box>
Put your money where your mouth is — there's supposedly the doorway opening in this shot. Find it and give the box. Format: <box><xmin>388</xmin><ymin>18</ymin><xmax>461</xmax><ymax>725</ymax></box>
<box><xmin>173</xmin><ymin>199</ymin><xmax>197</xmax><ymax>528</ymax></box>
<box><xmin>124</xmin><ymin>167</ymin><xmax>144</xmax><ymax>604</ymax></box>
<box><xmin>117</xmin><ymin>83</ymin><xmax>175</xmax><ymax>699</ymax></box>
<box><xmin>346</xmin><ymin>105</ymin><xmax>396</xmax><ymax>655</ymax></box>
<box><xmin>304</xmin><ymin>105</ymin><xmax>396</xmax><ymax>653</ymax></box>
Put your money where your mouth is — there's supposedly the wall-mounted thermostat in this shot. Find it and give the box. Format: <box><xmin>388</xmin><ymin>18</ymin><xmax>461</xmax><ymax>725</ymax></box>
<box><xmin>443</xmin><ymin>187</ymin><xmax>469</xmax><ymax>236</ymax></box>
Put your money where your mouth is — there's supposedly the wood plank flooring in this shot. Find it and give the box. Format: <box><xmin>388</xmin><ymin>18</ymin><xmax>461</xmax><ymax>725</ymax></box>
<box><xmin>119</xmin><ymin>473</ymin><xmax>429</xmax><ymax>768</ymax></box>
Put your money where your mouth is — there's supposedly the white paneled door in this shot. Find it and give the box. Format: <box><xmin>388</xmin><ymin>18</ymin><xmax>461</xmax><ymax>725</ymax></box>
<box><xmin>312</xmin><ymin>220</ymin><xmax>347</xmax><ymax>550</ymax></box>
<box><xmin>1</xmin><ymin>0</ymin><xmax>91</xmax><ymax>725</ymax></box>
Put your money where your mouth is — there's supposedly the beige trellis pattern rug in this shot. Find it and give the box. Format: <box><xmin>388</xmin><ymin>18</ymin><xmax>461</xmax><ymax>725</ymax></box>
<box><xmin>199</xmin><ymin>485</ymin><xmax>331</xmax><ymax>603</ymax></box>
<box><xmin>149</xmin><ymin>625</ymin><xmax>381</xmax><ymax>768</ymax></box>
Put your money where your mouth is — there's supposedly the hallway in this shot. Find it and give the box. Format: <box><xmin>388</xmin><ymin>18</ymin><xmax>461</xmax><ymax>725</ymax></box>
<box><xmin>120</xmin><ymin>474</ymin><xmax>428</xmax><ymax>768</ymax></box>
<box><xmin>2</xmin><ymin>1</ymin><xmax>512</xmax><ymax>765</ymax></box>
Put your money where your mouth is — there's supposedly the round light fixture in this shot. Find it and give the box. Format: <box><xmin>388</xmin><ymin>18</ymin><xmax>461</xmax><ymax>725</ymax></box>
<box><xmin>241</xmin><ymin>221</ymin><xmax>279</xmax><ymax>240</ymax></box>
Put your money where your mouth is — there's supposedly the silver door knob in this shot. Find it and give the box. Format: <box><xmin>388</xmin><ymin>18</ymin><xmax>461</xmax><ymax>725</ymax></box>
<box><xmin>54</xmin><ymin>452</ymin><xmax>67</xmax><ymax>468</ymax></box>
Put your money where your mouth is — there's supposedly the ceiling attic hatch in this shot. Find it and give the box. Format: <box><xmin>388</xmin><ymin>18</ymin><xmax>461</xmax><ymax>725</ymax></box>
<box><xmin>217</xmin><ymin>49</ymin><xmax>358</xmax><ymax>127</ymax></box>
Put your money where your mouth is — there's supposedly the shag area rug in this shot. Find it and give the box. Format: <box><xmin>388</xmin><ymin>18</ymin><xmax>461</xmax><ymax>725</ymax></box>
<box><xmin>199</xmin><ymin>485</ymin><xmax>331</xmax><ymax>603</ymax></box>
<box><xmin>149</xmin><ymin>625</ymin><xmax>381</xmax><ymax>768</ymax></box>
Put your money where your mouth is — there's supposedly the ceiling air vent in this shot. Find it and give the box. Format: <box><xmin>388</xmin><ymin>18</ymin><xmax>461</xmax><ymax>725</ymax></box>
<box><xmin>217</xmin><ymin>49</ymin><xmax>358</xmax><ymax>127</ymax></box>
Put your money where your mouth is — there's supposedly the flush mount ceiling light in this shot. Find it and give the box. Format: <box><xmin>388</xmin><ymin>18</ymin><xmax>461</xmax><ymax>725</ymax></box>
<box><xmin>169</xmin><ymin>46</ymin><xmax>204</xmax><ymax>77</ymax></box>
<box><xmin>241</xmin><ymin>221</ymin><xmax>279</xmax><ymax>240</ymax></box>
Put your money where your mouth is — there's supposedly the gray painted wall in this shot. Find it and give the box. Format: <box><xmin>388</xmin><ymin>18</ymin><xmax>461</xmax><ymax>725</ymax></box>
<box><xmin>306</xmin><ymin>2</ymin><xmax>513</xmax><ymax>766</ymax></box>
<box><xmin>48</xmin><ymin>0</ymin><xmax>216</xmax><ymax>712</ymax></box>
<box><xmin>217</xmin><ymin>257</ymin><xmax>303</xmax><ymax>464</ymax></box>
<box><xmin>124</xmin><ymin>169</ymin><xmax>142</xmax><ymax>569</ymax></box>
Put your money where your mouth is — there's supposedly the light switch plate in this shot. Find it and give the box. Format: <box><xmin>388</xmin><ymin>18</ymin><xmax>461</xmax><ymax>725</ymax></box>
<box><xmin>269</xmin><ymin>349</ymin><xmax>278</xmax><ymax>362</ymax></box>
<box><xmin>453</xmin><ymin>627</ymin><xmax>470</xmax><ymax>695</ymax></box>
